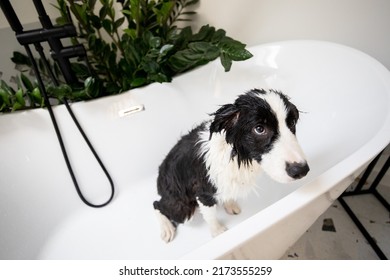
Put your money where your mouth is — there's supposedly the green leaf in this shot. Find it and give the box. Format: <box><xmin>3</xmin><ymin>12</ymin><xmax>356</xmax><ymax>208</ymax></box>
<box><xmin>114</xmin><ymin>17</ymin><xmax>125</xmax><ymax>30</ymax></box>
<box><xmin>99</xmin><ymin>5</ymin><xmax>108</xmax><ymax>19</ymax></box>
<box><xmin>84</xmin><ymin>77</ymin><xmax>100</xmax><ymax>98</ymax></box>
<box><xmin>149</xmin><ymin>73</ymin><xmax>169</xmax><ymax>83</ymax></box>
<box><xmin>0</xmin><ymin>80</ymin><xmax>15</xmax><ymax>95</ymax></box>
<box><xmin>131</xmin><ymin>77</ymin><xmax>147</xmax><ymax>87</ymax></box>
<box><xmin>90</xmin><ymin>15</ymin><xmax>102</xmax><ymax>29</ymax></box>
<box><xmin>102</xmin><ymin>19</ymin><xmax>112</xmax><ymax>34</ymax></box>
<box><xmin>11</xmin><ymin>51</ymin><xmax>31</xmax><ymax>66</ymax></box>
<box><xmin>71</xmin><ymin>63</ymin><xmax>90</xmax><ymax>79</ymax></box>
<box><xmin>55</xmin><ymin>16</ymin><xmax>68</xmax><ymax>26</ymax></box>
<box><xmin>168</xmin><ymin>42</ymin><xmax>219</xmax><ymax>73</ymax></box>
<box><xmin>0</xmin><ymin>88</ymin><xmax>11</xmax><ymax>106</ymax></box>
<box><xmin>188</xmin><ymin>42</ymin><xmax>214</xmax><ymax>53</ymax></box>
<box><xmin>191</xmin><ymin>25</ymin><xmax>215</xmax><ymax>42</ymax></box>
<box><xmin>129</xmin><ymin>0</ymin><xmax>141</xmax><ymax>21</ymax></box>
<box><xmin>31</xmin><ymin>87</ymin><xmax>44</xmax><ymax>106</ymax></box>
<box><xmin>124</xmin><ymin>43</ymin><xmax>142</xmax><ymax>66</ymax></box>
<box><xmin>105</xmin><ymin>81</ymin><xmax>121</xmax><ymax>94</ymax></box>
<box><xmin>15</xmin><ymin>88</ymin><xmax>25</xmax><ymax>106</ymax></box>
<box><xmin>123</xmin><ymin>28</ymin><xmax>137</xmax><ymax>39</ymax></box>
<box><xmin>71</xmin><ymin>3</ymin><xmax>88</xmax><ymax>26</ymax></box>
<box><xmin>71</xmin><ymin>89</ymin><xmax>87</xmax><ymax>100</ymax></box>
<box><xmin>219</xmin><ymin>37</ymin><xmax>253</xmax><ymax>61</ymax></box>
<box><xmin>211</xmin><ymin>29</ymin><xmax>226</xmax><ymax>43</ymax></box>
<box><xmin>122</xmin><ymin>9</ymin><xmax>132</xmax><ymax>17</ymax></box>
<box><xmin>152</xmin><ymin>1</ymin><xmax>174</xmax><ymax>26</ymax></box>
<box><xmin>157</xmin><ymin>44</ymin><xmax>174</xmax><ymax>63</ymax></box>
<box><xmin>108</xmin><ymin>52</ymin><xmax>118</xmax><ymax>75</ymax></box>
<box><xmin>84</xmin><ymin>76</ymin><xmax>94</xmax><ymax>89</ymax></box>
<box><xmin>88</xmin><ymin>34</ymin><xmax>97</xmax><ymax>49</ymax></box>
<box><xmin>149</xmin><ymin>36</ymin><xmax>161</xmax><ymax>49</ymax></box>
<box><xmin>171</xmin><ymin>26</ymin><xmax>192</xmax><ymax>46</ymax></box>
<box><xmin>220</xmin><ymin>52</ymin><xmax>232</xmax><ymax>72</ymax></box>
<box><xmin>141</xmin><ymin>56</ymin><xmax>160</xmax><ymax>73</ymax></box>
<box><xmin>12</xmin><ymin>101</ymin><xmax>24</xmax><ymax>111</ymax></box>
<box><xmin>109</xmin><ymin>7</ymin><xmax>115</xmax><ymax>19</ymax></box>
<box><xmin>21</xmin><ymin>73</ymin><xmax>34</xmax><ymax>91</ymax></box>
<box><xmin>47</xmin><ymin>84</ymin><xmax>72</xmax><ymax>100</ymax></box>
<box><xmin>225</xmin><ymin>47</ymin><xmax>253</xmax><ymax>61</ymax></box>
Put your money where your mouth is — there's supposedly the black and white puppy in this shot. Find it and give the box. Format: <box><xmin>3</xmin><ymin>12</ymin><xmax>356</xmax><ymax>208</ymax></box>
<box><xmin>153</xmin><ymin>89</ymin><xmax>309</xmax><ymax>242</ymax></box>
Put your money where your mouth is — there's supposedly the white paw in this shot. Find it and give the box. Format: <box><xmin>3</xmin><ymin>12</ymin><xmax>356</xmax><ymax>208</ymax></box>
<box><xmin>211</xmin><ymin>223</ymin><xmax>228</xmax><ymax>237</ymax></box>
<box><xmin>155</xmin><ymin>210</ymin><xmax>176</xmax><ymax>243</ymax></box>
<box><xmin>161</xmin><ymin>220</ymin><xmax>176</xmax><ymax>243</ymax></box>
<box><xmin>223</xmin><ymin>200</ymin><xmax>241</xmax><ymax>215</ymax></box>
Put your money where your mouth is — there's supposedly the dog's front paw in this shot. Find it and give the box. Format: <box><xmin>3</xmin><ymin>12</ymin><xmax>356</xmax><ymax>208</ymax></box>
<box><xmin>223</xmin><ymin>200</ymin><xmax>241</xmax><ymax>215</ymax></box>
<box><xmin>155</xmin><ymin>210</ymin><xmax>176</xmax><ymax>243</ymax></box>
<box><xmin>161</xmin><ymin>220</ymin><xmax>176</xmax><ymax>243</ymax></box>
<box><xmin>211</xmin><ymin>223</ymin><xmax>228</xmax><ymax>237</ymax></box>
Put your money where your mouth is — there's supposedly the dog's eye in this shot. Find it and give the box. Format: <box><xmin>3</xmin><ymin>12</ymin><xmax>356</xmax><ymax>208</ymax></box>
<box><xmin>286</xmin><ymin>119</ymin><xmax>297</xmax><ymax>134</ymax></box>
<box><xmin>288</xmin><ymin>119</ymin><xmax>296</xmax><ymax>128</ymax></box>
<box><xmin>254</xmin><ymin>125</ymin><xmax>266</xmax><ymax>135</ymax></box>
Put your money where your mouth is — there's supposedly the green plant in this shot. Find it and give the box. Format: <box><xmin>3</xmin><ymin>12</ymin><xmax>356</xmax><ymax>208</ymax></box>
<box><xmin>0</xmin><ymin>75</ymin><xmax>42</xmax><ymax>112</ymax></box>
<box><xmin>1</xmin><ymin>51</ymin><xmax>101</xmax><ymax>112</ymax></box>
<box><xmin>0</xmin><ymin>0</ymin><xmax>253</xmax><ymax>113</ymax></box>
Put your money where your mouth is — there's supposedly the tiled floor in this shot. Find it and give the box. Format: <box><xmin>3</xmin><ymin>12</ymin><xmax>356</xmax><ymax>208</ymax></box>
<box><xmin>281</xmin><ymin>148</ymin><xmax>390</xmax><ymax>260</ymax></box>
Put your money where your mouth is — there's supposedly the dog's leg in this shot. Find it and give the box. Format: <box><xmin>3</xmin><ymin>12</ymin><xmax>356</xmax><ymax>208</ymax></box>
<box><xmin>223</xmin><ymin>199</ymin><xmax>241</xmax><ymax>215</ymax></box>
<box><xmin>197</xmin><ymin>199</ymin><xmax>227</xmax><ymax>237</ymax></box>
<box><xmin>155</xmin><ymin>210</ymin><xmax>176</xmax><ymax>243</ymax></box>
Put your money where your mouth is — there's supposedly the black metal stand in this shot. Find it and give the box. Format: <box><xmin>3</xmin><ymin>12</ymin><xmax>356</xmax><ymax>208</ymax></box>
<box><xmin>0</xmin><ymin>0</ymin><xmax>115</xmax><ymax>207</ymax></box>
<box><xmin>338</xmin><ymin>150</ymin><xmax>390</xmax><ymax>260</ymax></box>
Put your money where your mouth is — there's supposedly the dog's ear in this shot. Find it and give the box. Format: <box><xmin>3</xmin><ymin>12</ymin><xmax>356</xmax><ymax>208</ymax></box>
<box><xmin>209</xmin><ymin>104</ymin><xmax>240</xmax><ymax>137</ymax></box>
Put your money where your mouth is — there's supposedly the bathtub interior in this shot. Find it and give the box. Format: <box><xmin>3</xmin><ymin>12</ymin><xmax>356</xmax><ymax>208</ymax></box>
<box><xmin>0</xmin><ymin>41</ymin><xmax>389</xmax><ymax>259</ymax></box>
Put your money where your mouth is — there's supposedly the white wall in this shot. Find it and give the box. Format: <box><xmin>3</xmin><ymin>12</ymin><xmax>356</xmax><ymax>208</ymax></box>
<box><xmin>1</xmin><ymin>0</ymin><xmax>390</xmax><ymax>84</ymax></box>
<box><xmin>193</xmin><ymin>0</ymin><xmax>390</xmax><ymax>70</ymax></box>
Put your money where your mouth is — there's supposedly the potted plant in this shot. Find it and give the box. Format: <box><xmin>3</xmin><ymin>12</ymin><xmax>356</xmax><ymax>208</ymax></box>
<box><xmin>0</xmin><ymin>0</ymin><xmax>253</xmax><ymax>113</ymax></box>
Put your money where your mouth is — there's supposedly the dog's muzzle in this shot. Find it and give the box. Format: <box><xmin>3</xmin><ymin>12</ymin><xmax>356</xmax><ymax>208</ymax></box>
<box><xmin>285</xmin><ymin>161</ymin><xmax>310</xmax><ymax>180</ymax></box>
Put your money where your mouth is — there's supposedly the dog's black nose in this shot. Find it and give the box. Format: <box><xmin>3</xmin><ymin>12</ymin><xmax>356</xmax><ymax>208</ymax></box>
<box><xmin>286</xmin><ymin>162</ymin><xmax>310</xmax><ymax>179</ymax></box>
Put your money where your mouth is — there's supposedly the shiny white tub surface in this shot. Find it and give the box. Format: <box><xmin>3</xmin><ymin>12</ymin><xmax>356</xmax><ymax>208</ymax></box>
<box><xmin>1</xmin><ymin>41</ymin><xmax>389</xmax><ymax>259</ymax></box>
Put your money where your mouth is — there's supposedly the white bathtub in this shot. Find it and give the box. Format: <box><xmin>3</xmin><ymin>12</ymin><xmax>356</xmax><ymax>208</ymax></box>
<box><xmin>1</xmin><ymin>41</ymin><xmax>389</xmax><ymax>260</ymax></box>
